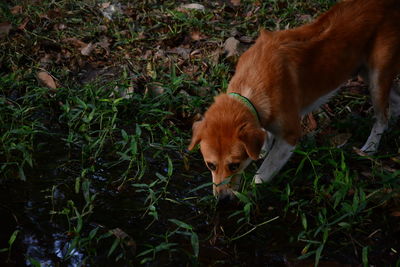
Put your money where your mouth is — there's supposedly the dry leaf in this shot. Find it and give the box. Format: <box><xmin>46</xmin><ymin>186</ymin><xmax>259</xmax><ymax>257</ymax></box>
<box><xmin>55</xmin><ymin>23</ymin><xmax>67</xmax><ymax>31</ymax></box>
<box><xmin>330</xmin><ymin>133</ymin><xmax>352</xmax><ymax>148</ymax></box>
<box><xmin>11</xmin><ymin>5</ymin><xmax>23</xmax><ymax>14</ymax></box>
<box><xmin>146</xmin><ymin>83</ymin><xmax>165</xmax><ymax>97</ymax></box>
<box><xmin>95</xmin><ymin>36</ymin><xmax>110</xmax><ymax>55</ymax></box>
<box><xmin>190</xmin><ymin>49</ymin><xmax>201</xmax><ymax>56</ymax></box>
<box><xmin>0</xmin><ymin>22</ymin><xmax>12</xmax><ymax>37</ymax></box>
<box><xmin>306</xmin><ymin>113</ymin><xmax>317</xmax><ymax>131</ymax></box>
<box><xmin>224</xmin><ymin>37</ymin><xmax>240</xmax><ymax>57</ymax></box>
<box><xmin>18</xmin><ymin>18</ymin><xmax>29</xmax><ymax>30</ymax></box>
<box><xmin>209</xmin><ymin>48</ymin><xmax>222</xmax><ymax>65</ymax></box>
<box><xmin>101</xmin><ymin>2</ymin><xmax>111</xmax><ymax>9</ymax></box>
<box><xmin>81</xmin><ymin>42</ymin><xmax>95</xmax><ymax>56</ymax></box>
<box><xmin>239</xmin><ymin>36</ymin><xmax>253</xmax><ymax>43</ymax></box>
<box><xmin>179</xmin><ymin>3</ymin><xmax>205</xmax><ymax>11</ymax></box>
<box><xmin>298</xmin><ymin>14</ymin><xmax>312</xmax><ymax>23</ymax></box>
<box><xmin>110</xmin><ymin>228</ymin><xmax>136</xmax><ymax>254</ymax></box>
<box><xmin>390</xmin><ymin>211</ymin><xmax>400</xmax><ymax>217</ymax></box>
<box><xmin>96</xmin><ymin>36</ymin><xmax>110</xmax><ymax>49</ymax></box>
<box><xmin>391</xmin><ymin>156</ymin><xmax>400</xmax><ymax>165</ymax></box>
<box><xmin>190</xmin><ymin>30</ymin><xmax>207</xmax><ymax>41</ymax></box>
<box><xmin>196</xmin><ymin>86</ymin><xmax>210</xmax><ymax>97</ymax></box>
<box><xmin>146</xmin><ymin>62</ymin><xmax>156</xmax><ymax>79</ymax></box>
<box><xmin>97</xmin><ymin>25</ymin><xmax>108</xmax><ymax>32</ymax></box>
<box><xmin>39</xmin><ymin>54</ymin><xmax>53</xmax><ymax>67</ymax></box>
<box><xmin>353</xmin><ymin>147</ymin><xmax>370</xmax><ymax>157</ymax></box>
<box><xmin>382</xmin><ymin>165</ymin><xmax>397</xmax><ymax>173</ymax></box>
<box><xmin>37</xmin><ymin>71</ymin><xmax>57</xmax><ymax>89</ymax></box>
<box><xmin>100</xmin><ymin>3</ymin><xmax>122</xmax><ymax>20</ymax></box>
<box><xmin>168</xmin><ymin>47</ymin><xmax>191</xmax><ymax>60</ymax></box>
<box><xmin>230</xmin><ymin>0</ymin><xmax>241</xmax><ymax>6</ymax></box>
<box><xmin>63</xmin><ymin>37</ymin><xmax>87</xmax><ymax>48</ymax></box>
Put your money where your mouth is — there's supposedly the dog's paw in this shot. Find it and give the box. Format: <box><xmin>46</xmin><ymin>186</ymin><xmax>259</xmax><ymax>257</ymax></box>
<box><xmin>359</xmin><ymin>143</ymin><xmax>377</xmax><ymax>156</ymax></box>
<box><xmin>253</xmin><ymin>174</ymin><xmax>264</xmax><ymax>184</ymax></box>
<box><xmin>353</xmin><ymin>146</ymin><xmax>375</xmax><ymax>157</ymax></box>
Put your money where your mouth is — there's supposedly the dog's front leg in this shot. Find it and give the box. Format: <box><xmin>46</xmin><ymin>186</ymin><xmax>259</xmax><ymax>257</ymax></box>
<box><xmin>254</xmin><ymin>138</ymin><xmax>295</xmax><ymax>183</ymax></box>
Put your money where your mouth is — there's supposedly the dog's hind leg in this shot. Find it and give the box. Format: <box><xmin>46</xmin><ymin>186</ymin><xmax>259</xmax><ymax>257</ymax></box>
<box><xmin>360</xmin><ymin>70</ymin><xmax>396</xmax><ymax>155</ymax></box>
<box><xmin>390</xmin><ymin>79</ymin><xmax>400</xmax><ymax>118</ymax></box>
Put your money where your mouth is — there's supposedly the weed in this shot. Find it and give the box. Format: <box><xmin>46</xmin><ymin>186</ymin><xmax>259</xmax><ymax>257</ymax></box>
<box><xmin>0</xmin><ymin>0</ymin><xmax>399</xmax><ymax>266</ymax></box>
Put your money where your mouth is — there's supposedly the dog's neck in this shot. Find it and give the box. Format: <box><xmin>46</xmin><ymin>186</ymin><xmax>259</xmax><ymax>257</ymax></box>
<box><xmin>227</xmin><ymin>87</ymin><xmax>273</xmax><ymax>128</ymax></box>
<box><xmin>228</xmin><ymin>92</ymin><xmax>261</xmax><ymax>123</ymax></box>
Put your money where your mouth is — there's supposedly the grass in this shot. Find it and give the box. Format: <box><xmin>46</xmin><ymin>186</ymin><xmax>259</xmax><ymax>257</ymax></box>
<box><xmin>1</xmin><ymin>0</ymin><xmax>400</xmax><ymax>266</ymax></box>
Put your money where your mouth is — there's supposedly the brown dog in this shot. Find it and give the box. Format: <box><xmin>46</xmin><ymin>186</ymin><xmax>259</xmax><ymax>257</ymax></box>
<box><xmin>189</xmin><ymin>0</ymin><xmax>400</xmax><ymax>200</ymax></box>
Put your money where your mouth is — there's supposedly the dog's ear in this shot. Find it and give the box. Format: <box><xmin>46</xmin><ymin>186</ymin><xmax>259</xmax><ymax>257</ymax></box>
<box><xmin>188</xmin><ymin>119</ymin><xmax>205</xmax><ymax>151</ymax></box>
<box><xmin>238</xmin><ymin>123</ymin><xmax>266</xmax><ymax>160</ymax></box>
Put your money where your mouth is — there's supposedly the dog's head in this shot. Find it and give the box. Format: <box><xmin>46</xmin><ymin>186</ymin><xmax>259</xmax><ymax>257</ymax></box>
<box><xmin>188</xmin><ymin>95</ymin><xmax>266</xmax><ymax>200</ymax></box>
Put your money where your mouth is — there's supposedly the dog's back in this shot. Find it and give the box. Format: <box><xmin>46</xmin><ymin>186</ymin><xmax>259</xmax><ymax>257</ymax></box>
<box><xmin>230</xmin><ymin>0</ymin><xmax>400</xmax><ymax>116</ymax></box>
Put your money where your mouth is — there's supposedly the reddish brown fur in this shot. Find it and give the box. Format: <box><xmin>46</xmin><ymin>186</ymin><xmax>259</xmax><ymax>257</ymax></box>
<box><xmin>189</xmin><ymin>0</ymin><xmax>400</xmax><ymax>198</ymax></box>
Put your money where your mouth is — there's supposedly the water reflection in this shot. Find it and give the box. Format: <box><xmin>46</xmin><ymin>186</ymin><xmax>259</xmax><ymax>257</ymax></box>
<box><xmin>23</xmin><ymin>232</ymin><xmax>85</xmax><ymax>267</ymax></box>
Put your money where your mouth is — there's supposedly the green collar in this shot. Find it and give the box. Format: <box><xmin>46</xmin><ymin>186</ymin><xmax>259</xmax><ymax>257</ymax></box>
<box><xmin>228</xmin><ymin>92</ymin><xmax>261</xmax><ymax>123</ymax></box>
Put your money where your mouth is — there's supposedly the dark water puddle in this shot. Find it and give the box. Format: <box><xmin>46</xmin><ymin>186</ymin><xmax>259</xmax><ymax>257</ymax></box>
<box><xmin>0</xmin><ymin>146</ymin><xmax>83</xmax><ymax>266</ymax></box>
<box><xmin>0</xmin><ymin>140</ymin><xmax>296</xmax><ymax>266</ymax></box>
<box><xmin>1</xmin><ymin>139</ymin><xmax>399</xmax><ymax>266</ymax></box>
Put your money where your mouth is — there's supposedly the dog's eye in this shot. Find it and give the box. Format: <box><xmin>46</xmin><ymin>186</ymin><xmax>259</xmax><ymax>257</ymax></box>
<box><xmin>207</xmin><ymin>162</ymin><xmax>216</xmax><ymax>171</ymax></box>
<box><xmin>228</xmin><ymin>163</ymin><xmax>240</xmax><ymax>172</ymax></box>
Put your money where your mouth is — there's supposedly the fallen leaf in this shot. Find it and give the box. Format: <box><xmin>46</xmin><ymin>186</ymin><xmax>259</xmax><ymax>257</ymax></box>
<box><xmin>54</xmin><ymin>23</ymin><xmax>67</xmax><ymax>31</ymax></box>
<box><xmin>391</xmin><ymin>156</ymin><xmax>400</xmax><ymax>165</ymax></box>
<box><xmin>330</xmin><ymin>133</ymin><xmax>352</xmax><ymax>148</ymax></box>
<box><xmin>390</xmin><ymin>211</ymin><xmax>400</xmax><ymax>217</ymax></box>
<box><xmin>110</xmin><ymin>228</ymin><xmax>136</xmax><ymax>255</ymax></box>
<box><xmin>101</xmin><ymin>2</ymin><xmax>111</xmax><ymax>9</ymax></box>
<box><xmin>39</xmin><ymin>54</ymin><xmax>53</xmax><ymax>67</ymax></box>
<box><xmin>37</xmin><ymin>71</ymin><xmax>57</xmax><ymax>89</ymax></box>
<box><xmin>179</xmin><ymin>3</ymin><xmax>205</xmax><ymax>11</ymax></box>
<box><xmin>146</xmin><ymin>62</ymin><xmax>156</xmax><ymax>79</ymax></box>
<box><xmin>195</xmin><ymin>86</ymin><xmax>210</xmax><ymax>97</ymax></box>
<box><xmin>239</xmin><ymin>36</ymin><xmax>253</xmax><ymax>43</ymax></box>
<box><xmin>190</xmin><ymin>49</ymin><xmax>201</xmax><ymax>56</ymax></box>
<box><xmin>306</xmin><ymin>113</ymin><xmax>317</xmax><ymax>131</ymax></box>
<box><xmin>97</xmin><ymin>25</ymin><xmax>108</xmax><ymax>32</ymax></box>
<box><xmin>230</xmin><ymin>0</ymin><xmax>241</xmax><ymax>6</ymax></box>
<box><xmin>95</xmin><ymin>36</ymin><xmax>110</xmax><ymax>55</ymax></box>
<box><xmin>100</xmin><ymin>3</ymin><xmax>122</xmax><ymax>20</ymax></box>
<box><xmin>18</xmin><ymin>18</ymin><xmax>29</xmax><ymax>30</ymax></box>
<box><xmin>0</xmin><ymin>22</ymin><xmax>12</xmax><ymax>37</ymax></box>
<box><xmin>11</xmin><ymin>5</ymin><xmax>23</xmax><ymax>14</ymax></box>
<box><xmin>209</xmin><ymin>48</ymin><xmax>222</xmax><ymax>65</ymax></box>
<box><xmin>63</xmin><ymin>37</ymin><xmax>87</xmax><ymax>48</ymax></box>
<box><xmin>224</xmin><ymin>37</ymin><xmax>240</xmax><ymax>57</ymax></box>
<box><xmin>190</xmin><ymin>30</ymin><xmax>207</xmax><ymax>41</ymax></box>
<box><xmin>297</xmin><ymin>14</ymin><xmax>312</xmax><ymax>23</ymax></box>
<box><xmin>146</xmin><ymin>82</ymin><xmax>165</xmax><ymax>96</ymax></box>
<box><xmin>80</xmin><ymin>42</ymin><xmax>95</xmax><ymax>56</ymax></box>
<box><xmin>122</xmin><ymin>86</ymin><xmax>135</xmax><ymax>99</ymax></box>
<box><xmin>353</xmin><ymin>147</ymin><xmax>370</xmax><ymax>157</ymax></box>
<box><xmin>382</xmin><ymin>165</ymin><xmax>397</xmax><ymax>173</ymax></box>
<box><xmin>168</xmin><ymin>47</ymin><xmax>191</xmax><ymax>60</ymax></box>
<box><xmin>183</xmin><ymin>65</ymin><xmax>199</xmax><ymax>76</ymax></box>
<box><xmin>96</xmin><ymin>36</ymin><xmax>110</xmax><ymax>49</ymax></box>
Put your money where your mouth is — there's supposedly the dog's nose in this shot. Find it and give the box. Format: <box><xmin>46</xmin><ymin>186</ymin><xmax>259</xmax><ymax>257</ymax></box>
<box><xmin>217</xmin><ymin>192</ymin><xmax>233</xmax><ymax>207</ymax></box>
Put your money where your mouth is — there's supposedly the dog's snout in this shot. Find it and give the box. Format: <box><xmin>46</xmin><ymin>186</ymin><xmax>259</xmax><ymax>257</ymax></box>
<box><xmin>217</xmin><ymin>192</ymin><xmax>233</xmax><ymax>206</ymax></box>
